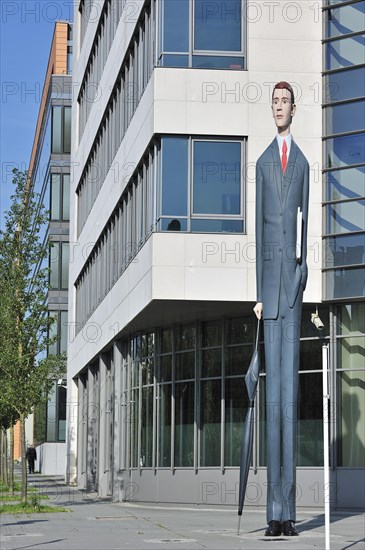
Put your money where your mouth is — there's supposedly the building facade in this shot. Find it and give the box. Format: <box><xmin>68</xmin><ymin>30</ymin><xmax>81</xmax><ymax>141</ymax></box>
<box><xmin>28</xmin><ymin>21</ymin><xmax>72</xmax><ymax>474</ymax></box>
<box><xmin>66</xmin><ymin>0</ymin><xmax>364</xmax><ymax>509</ymax></box>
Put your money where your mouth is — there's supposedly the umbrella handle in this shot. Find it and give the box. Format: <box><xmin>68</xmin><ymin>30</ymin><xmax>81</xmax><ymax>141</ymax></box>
<box><xmin>237</xmin><ymin>514</ymin><xmax>242</xmax><ymax>535</ymax></box>
<box><xmin>254</xmin><ymin>318</ymin><xmax>261</xmax><ymax>351</ymax></box>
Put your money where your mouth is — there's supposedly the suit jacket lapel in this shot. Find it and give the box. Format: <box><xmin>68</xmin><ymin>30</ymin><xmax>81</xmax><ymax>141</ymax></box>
<box><xmin>270</xmin><ymin>139</ymin><xmax>283</xmax><ymax>206</ymax></box>
<box><xmin>282</xmin><ymin>141</ymin><xmax>299</xmax><ymax>203</ymax></box>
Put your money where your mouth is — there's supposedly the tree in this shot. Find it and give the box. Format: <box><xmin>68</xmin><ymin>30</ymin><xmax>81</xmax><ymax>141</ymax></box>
<box><xmin>0</xmin><ymin>169</ymin><xmax>65</xmax><ymax>502</ymax></box>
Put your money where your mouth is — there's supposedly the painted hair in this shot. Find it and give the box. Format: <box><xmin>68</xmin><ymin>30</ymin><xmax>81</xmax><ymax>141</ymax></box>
<box><xmin>272</xmin><ymin>81</ymin><xmax>295</xmax><ymax>104</ymax></box>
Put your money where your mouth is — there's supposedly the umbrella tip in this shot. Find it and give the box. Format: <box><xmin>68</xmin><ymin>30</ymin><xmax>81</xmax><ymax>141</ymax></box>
<box><xmin>237</xmin><ymin>515</ymin><xmax>241</xmax><ymax>535</ymax></box>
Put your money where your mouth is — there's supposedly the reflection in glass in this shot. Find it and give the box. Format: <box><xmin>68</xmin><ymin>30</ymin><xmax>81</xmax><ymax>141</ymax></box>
<box><xmin>130</xmin><ymin>388</ymin><xmax>139</xmax><ymax>468</ymax></box>
<box><xmin>337</xmin><ymin>335</ymin><xmax>365</xmax><ymax>369</ymax></box>
<box><xmin>193</xmin><ymin>141</ymin><xmax>241</xmax><ymax>215</ymax></box>
<box><xmin>337</xmin><ymin>303</ymin><xmax>365</xmax><ymax>334</ymax></box>
<box><xmin>326</xmin><ymin>200</ymin><xmax>365</xmax><ymax>234</ymax></box>
<box><xmin>201</xmin><ymin>348</ymin><xmax>221</xmax><ymax>378</ymax></box>
<box><xmin>160</xmin><ymin>218</ymin><xmax>187</xmax><ymax>231</ymax></box>
<box><xmin>325</xmin><ymin>166</ymin><xmax>365</xmax><ymax>201</ymax></box>
<box><xmin>162</xmin><ymin>138</ymin><xmax>188</xmax><ymax>216</ymax></box>
<box><xmin>158</xmin><ymin>383</ymin><xmax>171</xmax><ymax>467</ymax></box>
<box><xmin>200</xmin><ymin>379</ymin><xmax>221</xmax><ymax>466</ymax></box>
<box><xmin>225</xmin><ymin>377</ymin><xmax>247</xmax><ymax>466</ymax></box>
<box><xmin>161</xmin><ymin>329</ymin><xmax>173</xmax><ymax>353</ymax></box>
<box><xmin>158</xmin><ymin>355</ymin><xmax>172</xmax><ymax>383</ymax></box>
<box><xmin>325</xmin><ymin>2</ymin><xmax>365</xmax><ymax>38</ymax></box>
<box><xmin>325</xmin><ymin>68</ymin><xmax>365</xmax><ymax>103</ymax></box>
<box><xmin>325</xmin><ymin>133</ymin><xmax>365</xmax><ymax>168</ymax></box>
<box><xmin>51</xmin><ymin>174</ymin><xmax>61</xmax><ymax>220</ymax></box>
<box><xmin>175</xmin><ymin>325</ymin><xmax>196</xmax><ymax>351</ymax></box>
<box><xmin>297</xmin><ymin>373</ymin><xmax>324</xmax><ymax>467</ymax></box>
<box><xmin>48</xmin><ymin>311</ymin><xmax>58</xmax><ymax>355</ymax></box>
<box><xmin>337</xmin><ymin>371</ymin><xmax>365</xmax><ymax>466</ymax></box>
<box><xmin>50</xmin><ymin>242</ymin><xmax>60</xmax><ymax>288</ymax></box>
<box><xmin>325</xmin><ymin>266</ymin><xmax>365</xmax><ymax>299</ymax></box>
<box><xmin>63</xmin><ymin>107</ymin><xmax>71</xmax><ymax>153</ymax></box>
<box><xmin>160</xmin><ymin>54</ymin><xmax>189</xmax><ymax>67</ymax></box>
<box><xmin>163</xmin><ymin>0</ymin><xmax>189</xmax><ymax>51</ymax></box>
<box><xmin>52</xmin><ymin>106</ymin><xmax>62</xmax><ymax>153</ymax></box>
<box><xmin>175</xmin><ymin>382</ymin><xmax>195</xmax><ymax>466</ymax></box>
<box><xmin>62</xmin><ymin>174</ymin><xmax>70</xmax><ymax>220</ymax></box>
<box><xmin>225</xmin><ymin>317</ymin><xmax>254</xmax><ymax>345</ymax></box>
<box><xmin>225</xmin><ymin>345</ymin><xmax>253</xmax><ymax>376</ymax></box>
<box><xmin>61</xmin><ymin>243</ymin><xmax>70</xmax><ymax>289</ymax></box>
<box><xmin>175</xmin><ymin>351</ymin><xmax>195</xmax><ymax>380</ymax></box>
<box><xmin>194</xmin><ymin>0</ymin><xmax>241</xmax><ymax>51</ymax></box>
<box><xmin>325</xmin><ymin>34</ymin><xmax>365</xmax><ymax>70</ymax></box>
<box><xmin>60</xmin><ymin>310</ymin><xmax>68</xmax><ymax>354</ymax></box>
<box><xmin>325</xmin><ymin>101</ymin><xmax>365</xmax><ymax>135</ymax></box>
<box><xmin>191</xmin><ymin>219</ymin><xmax>243</xmax><ymax>232</ymax></box>
<box><xmin>325</xmin><ymin>233</ymin><xmax>365</xmax><ymax>267</ymax></box>
<box><xmin>299</xmin><ymin>340</ymin><xmax>323</xmax><ymax>371</ymax></box>
<box><xmin>192</xmin><ymin>56</ymin><xmax>244</xmax><ymax>69</ymax></box>
<box><xmin>141</xmin><ymin>386</ymin><xmax>153</xmax><ymax>467</ymax></box>
<box><xmin>202</xmin><ymin>321</ymin><xmax>222</xmax><ymax>347</ymax></box>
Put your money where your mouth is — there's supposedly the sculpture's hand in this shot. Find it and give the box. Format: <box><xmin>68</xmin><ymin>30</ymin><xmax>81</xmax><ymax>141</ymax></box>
<box><xmin>253</xmin><ymin>302</ymin><xmax>263</xmax><ymax>320</ymax></box>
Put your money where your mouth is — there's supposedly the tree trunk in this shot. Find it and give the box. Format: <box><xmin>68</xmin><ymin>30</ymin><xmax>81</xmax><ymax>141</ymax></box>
<box><xmin>9</xmin><ymin>424</ymin><xmax>14</xmax><ymax>494</ymax></box>
<box><xmin>3</xmin><ymin>428</ymin><xmax>8</xmax><ymax>487</ymax></box>
<box><xmin>20</xmin><ymin>414</ymin><xmax>27</xmax><ymax>503</ymax></box>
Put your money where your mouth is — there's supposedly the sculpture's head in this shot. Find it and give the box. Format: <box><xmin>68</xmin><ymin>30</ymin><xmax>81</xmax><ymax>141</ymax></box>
<box><xmin>271</xmin><ymin>81</ymin><xmax>296</xmax><ymax>133</ymax></box>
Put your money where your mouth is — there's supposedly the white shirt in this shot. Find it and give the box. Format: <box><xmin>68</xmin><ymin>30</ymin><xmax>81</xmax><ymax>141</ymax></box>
<box><xmin>276</xmin><ymin>133</ymin><xmax>292</xmax><ymax>162</ymax></box>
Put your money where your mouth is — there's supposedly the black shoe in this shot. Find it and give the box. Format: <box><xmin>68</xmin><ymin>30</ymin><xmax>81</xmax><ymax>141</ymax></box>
<box><xmin>282</xmin><ymin>520</ymin><xmax>299</xmax><ymax>536</ymax></box>
<box><xmin>265</xmin><ymin>520</ymin><xmax>282</xmax><ymax>536</ymax></box>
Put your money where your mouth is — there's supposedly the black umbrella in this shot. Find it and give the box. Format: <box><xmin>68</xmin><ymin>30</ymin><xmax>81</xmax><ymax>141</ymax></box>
<box><xmin>237</xmin><ymin>318</ymin><xmax>261</xmax><ymax>535</ymax></box>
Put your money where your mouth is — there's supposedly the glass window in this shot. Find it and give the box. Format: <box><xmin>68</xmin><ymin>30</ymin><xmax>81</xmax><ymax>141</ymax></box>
<box><xmin>48</xmin><ymin>311</ymin><xmax>58</xmax><ymax>355</ymax></box>
<box><xmin>175</xmin><ymin>381</ymin><xmax>195</xmax><ymax>466</ymax></box>
<box><xmin>201</xmin><ymin>348</ymin><xmax>221</xmax><ymax>378</ymax></box>
<box><xmin>325</xmin><ymin>100</ymin><xmax>365</xmax><ymax>135</ymax></box>
<box><xmin>50</xmin><ymin>174</ymin><xmax>61</xmax><ymax>220</ymax></box>
<box><xmin>297</xmin><ymin>373</ymin><xmax>324</xmax><ymax>467</ymax></box>
<box><xmin>337</xmin><ymin>335</ymin><xmax>365</xmax><ymax>369</ymax></box>
<box><xmin>158</xmin><ymin>383</ymin><xmax>171</xmax><ymax>466</ymax></box>
<box><xmin>60</xmin><ymin>310</ymin><xmax>68</xmax><ymax>354</ymax></box>
<box><xmin>194</xmin><ymin>0</ymin><xmax>241</xmax><ymax>51</ymax></box>
<box><xmin>175</xmin><ymin>325</ymin><xmax>196</xmax><ymax>351</ymax></box>
<box><xmin>325</xmin><ymin>2</ymin><xmax>365</xmax><ymax>38</ymax></box>
<box><xmin>325</xmin><ymin>233</ymin><xmax>365</xmax><ymax>267</ymax></box>
<box><xmin>141</xmin><ymin>386</ymin><xmax>153</xmax><ymax>467</ymax></box>
<box><xmin>224</xmin><ymin>377</ymin><xmax>246</xmax><ymax>466</ymax></box>
<box><xmin>190</xmin><ymin>219</ymin><xmax>243</xmax><ymax>232</ymax></box>
<box><xmin>193</xmin><ymin>141</ymin><xmax>241</xmax><ymax>215</ymax></box>
<box><xmin>50</xmin><ymin>242</ymin><xmax>60</xmax><ymax>288</ymax></box>
<box><xmin>192</xmin><ymin>55</ymin><xmax>244</xmax><ymax>69</ymax></box>
<box><xmin>202</xmin><ymin>321</ymin><xmax>222</xmax><ymax>347</ymax></box>
<box><xmin>163</xmin><ymin>0</ymin><xmax>189</xmax><ymax>51</ymax></box>
<box><xmin>225</xmin><ymin>317</ymin><xmax>254</xmax><ymax>345</ymax></box>
<box><xmin>325</xmin><ymin>67</ymin><xmax>365</xmax><ymax>103</ymax></box>
<box><xmin>325</xmin><ymin>166</ymin><xmax>365</xmax><ymax>201</ymax></box>
<box><xmin>325</xmin><ymin>133</ymin><xmax>365</xmax><ymax>168</ymax></box>
<box><xmin>337</xmin><ymin>371</ymin><xmax>365</xmax><ymax>466</ymax></box>
<box><xmin>130</xmin><ymin>388</ymin><xmax>139</xmax><ymax>468</ymax></box>
<box><xmin>325</xmin><ymin>199</ymin><xmax>365</xmax><ymax>234</ymax></box>
<box><xmin>158</xmin><ymin>355</ymin><xmax>172</xmax><ymax>383</ymax></box>
<box><xmin>61</xmin><ymin>243</ymin><xmax>70</xmax><ymax>289</ymax></box>
<box><xmin>161</xmin><ymin>138</ymin><xmax>188</xmax><ymax>216</ymax></box>
<box><xmin>325</xmin><ymin>266</ymin><xmax>365</xmax><ymax>299</ymax></box>
<box><xmin>200</xmin><ymin>379</ymin><xmax>221</xmax><ymax>466</ymax></box>
<box><xmin>175</xmin><ymin>351</ymin><xmax>195</xmax><ymax>380</ymax></box>
<box><xmin>52</xmin><ymin>106</ymin><xmax>62</xmax><ymax>153</ymax></box>
<box><xmin>58</xmin><ymin>385</ymin><xmax>66</xmax><ymax>441</ymax></box>
<box><xmin>160</xmin><ymin>54</ymin><xmax>189</xmax><ymax>67</ymax></box>
<box><xmin>62</xmin><ymin>174</ymin><xmax>70</xmax><ymax>220</ymax></box>
<box><xmin>337</xmin><ymin>302</ymin><xmax>365</xmax><ymax>334</ymax></box>
<box><xmin>46</xmin><ymin>381</ymin><xmax>57</xmax><ymax>442</ymax></box>
<box><xmin>325</xmin><ymin>34</ymin><xmax>365</xmax><ymax>70</ymax></box>
<box><xmin>225</xmin><ymin>345</ymin><xmax>253</xmax><ymax>376</ymax></box>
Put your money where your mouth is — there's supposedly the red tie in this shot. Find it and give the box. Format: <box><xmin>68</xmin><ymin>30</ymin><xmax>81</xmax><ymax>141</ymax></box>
<box><xmin>282</xmin><ymin>140</ymin><xmax>288</xmax><ymax>173</ymax></box>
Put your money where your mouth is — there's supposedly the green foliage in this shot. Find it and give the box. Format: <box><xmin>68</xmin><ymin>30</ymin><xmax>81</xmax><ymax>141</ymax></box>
<box><xmin>0</xmin><ymin>169</ymin><xmax>66</xmax><ymax>422</ymax></box>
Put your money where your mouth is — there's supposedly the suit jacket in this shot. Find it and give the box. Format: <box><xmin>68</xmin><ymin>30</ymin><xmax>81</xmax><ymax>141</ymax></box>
<box><xmin>255</xmin><ymin>138</ymin><xmax>309</xmax><ymax>320</ymax></box>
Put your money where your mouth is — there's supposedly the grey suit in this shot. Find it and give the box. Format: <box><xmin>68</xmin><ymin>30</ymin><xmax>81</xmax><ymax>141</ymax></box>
<box><xmin>255</xmin><ymin>138</ymin><xmax>309</xmax><ymax>522</ymax></box>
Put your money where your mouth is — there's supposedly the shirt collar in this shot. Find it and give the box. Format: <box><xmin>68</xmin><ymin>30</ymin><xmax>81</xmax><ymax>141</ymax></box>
<box><xmin>276</xmin><ymin>133</ymin><xmax>292</xmax><ymax>156</ymax></box>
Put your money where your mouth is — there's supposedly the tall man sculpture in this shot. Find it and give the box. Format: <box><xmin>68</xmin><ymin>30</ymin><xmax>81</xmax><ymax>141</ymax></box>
<box><xmin>254</xmin><ymin>81</ymin><xmax>309</xmax><ymax>537</ymax></box>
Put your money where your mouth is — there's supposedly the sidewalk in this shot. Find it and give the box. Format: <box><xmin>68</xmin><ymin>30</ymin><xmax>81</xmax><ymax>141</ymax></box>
<box><xmin>1</xmin><ymin>474</ymin><xmax>364</xmax><ymax>550</ymax></box>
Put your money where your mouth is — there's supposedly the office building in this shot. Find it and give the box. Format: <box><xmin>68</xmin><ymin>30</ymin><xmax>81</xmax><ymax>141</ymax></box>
<box><xmin>66</xmin><ymin>0</ymin><xmax>364</xmax><ymax>508</ymax></box>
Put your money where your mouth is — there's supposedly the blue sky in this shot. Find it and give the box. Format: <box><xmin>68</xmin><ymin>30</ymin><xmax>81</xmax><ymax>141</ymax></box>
<box><xmin>0</xmin><ymin>0</ymin><xmax>73</xmax><ymax>228</ymax></box>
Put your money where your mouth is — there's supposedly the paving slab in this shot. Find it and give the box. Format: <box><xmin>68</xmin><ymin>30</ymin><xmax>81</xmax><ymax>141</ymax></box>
<box><xmin>1</xmin><ymin>474</ymin><xmax>364</xmax><ymax>550</ymax></box>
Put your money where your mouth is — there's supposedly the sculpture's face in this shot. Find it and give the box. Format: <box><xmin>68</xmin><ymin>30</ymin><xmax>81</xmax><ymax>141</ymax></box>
<box><xmin>271</xmin><ymin>88</ymin><xmax>296</xmax><ymax>130</ymax></box>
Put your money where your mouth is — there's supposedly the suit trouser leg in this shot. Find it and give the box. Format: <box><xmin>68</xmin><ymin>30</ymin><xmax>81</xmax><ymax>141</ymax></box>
<box><xmin>264</xmin><ymin>283</ymin><xmax>303</xmax><ymax>523</ymax></box>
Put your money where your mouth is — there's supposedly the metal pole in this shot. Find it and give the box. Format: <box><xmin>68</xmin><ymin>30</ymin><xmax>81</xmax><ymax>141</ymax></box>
<box><xmin>322</xmin><ymin>344</ymin><xmax>330</xmax><ymax>550</ymax></box>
